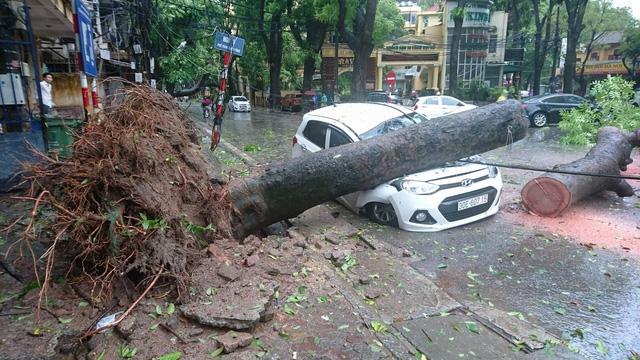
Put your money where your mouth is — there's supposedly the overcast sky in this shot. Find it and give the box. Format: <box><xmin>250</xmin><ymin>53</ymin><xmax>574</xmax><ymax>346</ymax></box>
<box><xmin>611</xmin><ymin>0</ymin><xmax>640</xmax><ymax>20</ymax></box>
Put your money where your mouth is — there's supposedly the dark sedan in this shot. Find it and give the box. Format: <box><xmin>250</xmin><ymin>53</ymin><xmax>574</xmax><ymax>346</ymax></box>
<box><xmin>367</xmin><ymin>91</ymin><xmax>402</xmax><ymax>105</ymax></box>
<box><xmin>521</xmin><ymin>93</ymin><xmax>588</xmax><ymax>127</ymax></box>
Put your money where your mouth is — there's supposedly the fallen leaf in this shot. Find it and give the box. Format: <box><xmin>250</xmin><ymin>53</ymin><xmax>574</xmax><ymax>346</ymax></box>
<box><xmin>595</xmin><ymin>339</ymin><xmax>608</xmax><ymax>355</ymax></box>
<box><xmin>166</xmin><ymin>303</ymin><xmax>176</xmax><ymax>315</ymax></box>
<box><xmin>554</xmin><ymin>307</ymin><xmax>566</xmax><ymax>315</ymax></box>
<box><xmin>464</xmin><ymin>321</ymin><xmax>480</xmax><ymax>334</ymax></box>
<box><xmin>155</xmin><ymin>351</ymin><xmax>181</xmax><ymax>360</ymax></box>
<box><xmin>210</xmin><ymin>347</ymin><xmax>224</xmax><ymax>357</ymax></box>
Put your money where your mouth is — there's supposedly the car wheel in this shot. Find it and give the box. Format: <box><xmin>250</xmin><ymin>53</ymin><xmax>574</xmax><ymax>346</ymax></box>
<box><xmin>365</xmin><ymin>202</ymin><xmax>398</xmax><ymax>227</ymax></box>
<box><xmin>531</xmin><ymin>112</ymin><xmax>548</xmax><ymax>127</ymax></box>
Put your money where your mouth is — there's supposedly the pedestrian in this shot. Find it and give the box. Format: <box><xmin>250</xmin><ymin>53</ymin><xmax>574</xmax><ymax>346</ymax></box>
<box><xmin>320</xmin><ymin>92</ymin><xmax>327</xmax><ymax>107</ymax></box>
<box><xmin>40</xmin><ymin>72</ymin><xmax>55</xmax><ymax>115</ymax></box>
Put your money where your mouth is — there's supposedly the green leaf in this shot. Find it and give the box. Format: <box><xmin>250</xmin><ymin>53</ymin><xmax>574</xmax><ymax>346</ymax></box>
<box><xmin>437</xmin><ymin>263</ymin><xmax>448</xmax><ymax>269</ymax></box>
<box><xmin>278</xmin><ymin>331</ymin><xmax>290</xmax><ymax>340</ymax></box>
<box><xmin>464</xmin><ymin>321</ymin><xmax>480</xmax><ymax>334</ymax></box>
<box><xmin>209</xmin><ymin>347</ymin><xmax>224</xmax><ymax>357</ymax></box>
<box><xmin>370</xmin><ymin>344</ymin><xmax>382</xmax><ymax>352</ymax></box>
<box><xmin>58</xmin><ymin>317</ymin><xmax>74</xmax><ymax>324</ymax></box>
<box><xmin>338</xmin><ymin>324</ymin><xmax>349</xmax><ymax>330</ymax></box>
<box><xmin>595</xmin><ymin>339</ymin><xmax>608</xmax><ymax>355</ymax></box>
<box><xmin>166</xmin><ymin>303</ymin><xmax>175</xmax><ymax>315</ymax></box>
<box><xmin>155</xmin><ymin>352</ymin><xmax>181</xmax><ymax>360</ymax></box>
<box><xmin>155</xmin><ymin>305</ymin><xmax>163</xmax><ymax>315</ymax></box>
<box><xmin>317</xmin><ymin>295</ymin><xmax>329</xmax><ymax>303</ymax></box>
<box><xmin>150</xmin><ymin>323</ymin><xmax>159</xmax><ymax>330</ymax></box>
<box><xmin>96</xmin><ymin>351</ymin><xmax>106</xmax><ymax>360</ymax></box>
<box><xmin>371</xmin><ymin>321</ymin><xmax>387</xmax><ymax>333</ymax></box>
<box><xmin>78</xmin><ymin>300</ymin><xmax>90</xmax><ymax>307</ymax></box>
<box><xmin>283</xmin><ymin>303</ymin><xmax>296</xmax><ymax>316</ymax></box>
<box><xmin>507</xmin><ymin>311</ymin><xmax>525</xmax><ymax>321</ymax></box>
<box><xmin>571</xmin><ymin>328</ymin><xmax>585</xmax><ymax>339</ymax></box>
<box><xmin>554</xmin><ymin>307</ymin><xmax>566</xmax><ymax>315</ymax></box>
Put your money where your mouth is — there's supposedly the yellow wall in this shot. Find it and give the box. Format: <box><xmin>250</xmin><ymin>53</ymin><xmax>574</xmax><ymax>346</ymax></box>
<box><xmin>51</xmin><ymin>73</ymin><xmax>83</xmax><ymax>108</ymax></box>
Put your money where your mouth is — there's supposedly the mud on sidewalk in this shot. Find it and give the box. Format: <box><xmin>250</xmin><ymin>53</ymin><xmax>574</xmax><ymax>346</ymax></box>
<box><xmin>2</xmin><ymin>190</ymin><xmax>577</xmax><ymax>360</ymax></box>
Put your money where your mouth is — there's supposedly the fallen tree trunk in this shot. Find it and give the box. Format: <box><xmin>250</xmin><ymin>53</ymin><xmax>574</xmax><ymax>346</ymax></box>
<box><xmin>228</xmin><ymin>100</ymin><xmax>527</xmax><ymax>236</ymax></box>
<box><xmin>521</xmin><ymin>127</ymin><xmax>640</xmax><ymax>217</ymax></box>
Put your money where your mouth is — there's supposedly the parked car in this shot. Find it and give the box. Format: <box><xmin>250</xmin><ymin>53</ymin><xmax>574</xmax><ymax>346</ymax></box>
<box><xmin>366</xmin><ymin>91</ymin><xmax>402</xmax><ymax>104</ymax></box>
<box><xmin>281</xmin><ymin>94</ymin><xmax>304</xmax><ymax>111</ymax></box>
<box><xmin>227</xmin><ymin>96</ymin><xmax>251</xmax><ymax>112</ymax></box>
<box><xmin>413</xmin><ymin>96</ymin><xmax>477</xmax><ymax>119</ymax></box>
<box><xmin>633</xmin><ymin>89</ymin><xmax>640</xmax><ymax>107</ymax></box>
<box><xmin>521</xmin><ymin>93</ymin><xmax>588</xmax><ymax>127</ymax></box>
<box><xmin>291</xmin><ymin>103</ymin><xmax>503</xmax><ymax>232</ymax></box>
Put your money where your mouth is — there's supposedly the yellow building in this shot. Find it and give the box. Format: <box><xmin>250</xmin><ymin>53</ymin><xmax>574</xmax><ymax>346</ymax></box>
<box><xmin>576</xmin><ymin>31</ymin><xmax>628</xmax><ymax>79</ymax></box>
<box><xmin>373</xmin><ymin>0</ymin><xmax>509</xmax><ymax>95</ymax></box>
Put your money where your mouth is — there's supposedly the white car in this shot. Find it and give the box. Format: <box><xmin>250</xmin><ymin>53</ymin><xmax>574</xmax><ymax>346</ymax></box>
<box><xmin>228</xmin><ymin>96</ymin><xmax>251</xmax><ymax>112</ymax></box>
<box><xmin>291</xmin><ymin>103</ymin><xmax>503</xmax><ymax>232</ymax></box>
<box><xmin>413</xmin><ymin>95</ymin><xmax>477</xmax><ymax>119</ymax></box>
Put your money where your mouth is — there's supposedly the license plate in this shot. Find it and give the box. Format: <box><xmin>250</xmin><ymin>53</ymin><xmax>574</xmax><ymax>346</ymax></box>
<box><xmin>457</xmin><ymin>194</ymin><xmax>488</xmax><ymax>211</ymax></box>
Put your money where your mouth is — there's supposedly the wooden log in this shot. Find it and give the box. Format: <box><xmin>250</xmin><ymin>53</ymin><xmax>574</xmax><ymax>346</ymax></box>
<box><xmin>228</xmin><ymin>100</ymin><xmax>527</xmax><ymax>236</ymax></box>
<box><xmin>521</xmin><ymin>127</ymin><xmax>640</xmax><ymax>217</ymax></box>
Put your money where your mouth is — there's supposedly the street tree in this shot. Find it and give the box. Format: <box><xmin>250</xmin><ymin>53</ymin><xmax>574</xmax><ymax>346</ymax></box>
<box><xmin>448</xmin><ymin>0</ymin><xmax>467</xmax><ymax>97</ymax></box>
<box><xmin>530</xmin><ymin>0</ymin><xmax>555</xmax><ymax>96</ymax></box>
<box><xmin>577</xmin><ymin>0</ymin><xmax>636</xmax><ymax>95</ymax></box>
<box><xmin>620</xmin><ymin>26</ymin><xmax>640</xmax><ymax>83</ymax></box>
<box><xmin>562</xmin><ymin>0</ymin><xmax>589</xmax><ymax>94</ymax></box>
<box><xmin>289</xmin><ymin>0</ymin><xmax>329</xmax><ymax>91</ymax></box>
<box><xmin>255</xmin><ymin>0</ymin><xmax>289</xmax><ymax>108</ymax></box>
<box><xmin>335</xmin><ymin>0</ymin><xmax>379</xmax><ymax>101</ymax></box>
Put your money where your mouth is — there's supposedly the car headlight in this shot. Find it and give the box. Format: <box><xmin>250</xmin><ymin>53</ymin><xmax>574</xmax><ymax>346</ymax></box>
<box><xmin>401</xmin><ymin>180</ymin><xmax>440</xmax><ymax>195</ymax></box>
<box><xmin>488</xmin><ymin>165</ymin><xmax>499</xmax><ymax>178</ymax></box>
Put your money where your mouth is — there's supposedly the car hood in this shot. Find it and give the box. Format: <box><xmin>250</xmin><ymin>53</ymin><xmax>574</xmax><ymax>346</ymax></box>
<box><xmin>233</xmin><ymin>101</ymin><xmax>250</xmax><ymax>105</ymax></box>
<box><xmin>400</xmin><ymin>160</ymin><xmax>488</xmax><ymax>182</ymax></box>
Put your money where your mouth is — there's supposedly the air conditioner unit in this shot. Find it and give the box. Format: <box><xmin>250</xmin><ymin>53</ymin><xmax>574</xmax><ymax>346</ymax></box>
<box><xmin>8</xmin><ymin>1</ymin><xmax>27</xmax><ymax>31</ymax></box>
<box><xmin>0</xmin><ymin>74</ymin><xmax>26</xmax><ymax>105</ymax></box>
<box><xmin>20</xmin><ymin>62</ymin><xmax>31</xmax><ymax>77</ymax></box>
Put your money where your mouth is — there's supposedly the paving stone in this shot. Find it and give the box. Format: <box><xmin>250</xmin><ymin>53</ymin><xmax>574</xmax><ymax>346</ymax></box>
<box><xmin>207</xmin><ymin>244</ymin><xmax>229</xmax><ymax>262</ymax></box>
<box><xmin>217</xmin><ymin>263</ymin><xmax>240</xmax><ymax>282</ymax></box>
<box><xmin>218</xmin><ymin>330</ymin><xmax>253</xmax><ymax>353</ymax></box>
<box><xmin>325</xmin><ymin>232</ymin><xmax>341</xmax><ymax>245</ymax></box>
<box><xmin>181</xmin><ymin>278</ymin><xmax>278</xmax><ymax>330</ymax></box>
<box><xmin>245</xmin><ymin>254</ymin><xmax>259</xmax><ymax>267</ymax></box>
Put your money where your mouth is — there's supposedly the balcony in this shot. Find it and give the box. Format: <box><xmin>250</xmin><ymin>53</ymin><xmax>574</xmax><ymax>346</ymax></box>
<box><xmin>25</xmin><ymin>0</ymin><xmax>74</xmax><ymax>37</ymax></box>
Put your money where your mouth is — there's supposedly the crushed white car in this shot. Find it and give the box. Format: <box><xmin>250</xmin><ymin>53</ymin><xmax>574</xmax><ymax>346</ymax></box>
<box><xmin>291</xmin><ymin>103</ymin><xmax>502</xmax><ymax>232</ymax></box>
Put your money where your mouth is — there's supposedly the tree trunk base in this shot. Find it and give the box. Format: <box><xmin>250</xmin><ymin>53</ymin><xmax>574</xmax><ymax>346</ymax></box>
<box><xmin>521</xmin><ymin>127</ymin><xmax>640</xmax><ymax>217</ymax></box>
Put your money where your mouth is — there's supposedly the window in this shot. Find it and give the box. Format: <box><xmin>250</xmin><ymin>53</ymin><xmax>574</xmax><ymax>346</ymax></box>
<box><xmin>302</xmin><ymin>121</ymin><xmax>328</xmax><ymax>148</ymax></box>
<box><xmin>565</xmin><ymin>95</ymin><xmax>585</xmax><ymax>104</ymax></box>
<box><xmin>590</xmin><ymin>52</ymin><xmax>599</xmax><ymax>61</ymax></box>
<box><xmin>489</xmin><ymin>35</ymin><xmax>497</xmax><ymax>53</ymax></box>
<box><xmin>424</xmin><ymin>97</ymin><xmax>439</xmax><ymax>105</ymax></box>
<box><xmin>360</xmin><ymin>116</ymin><xmax>416</xmax><ymax>140</ymax></box>
<box><xmin>442</xmin><ymin>97</ymin><xmax>462</xmax><ymax>106</ymax></box>
<box><xmin>542</xmin><ymin>96</ymin><xmax>564</xmax><ymax>104</ymax></box>
<box><xmin>329</xmin><ymin>128</ymin><xmax>352</xmax><ymax>147</ymax></box>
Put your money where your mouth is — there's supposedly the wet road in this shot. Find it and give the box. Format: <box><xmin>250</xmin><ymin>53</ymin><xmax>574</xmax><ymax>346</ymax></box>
<box><xmin>187</xmin><ymin>104</ymin><xmax>640</xmax><ymax>359</ymax></box>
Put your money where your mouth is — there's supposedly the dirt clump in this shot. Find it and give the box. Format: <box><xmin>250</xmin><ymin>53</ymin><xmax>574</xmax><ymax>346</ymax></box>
<box><xmin>15</xmin><ymin>84</ymin><xmax>234</xmax><ymax>301</ymax></box>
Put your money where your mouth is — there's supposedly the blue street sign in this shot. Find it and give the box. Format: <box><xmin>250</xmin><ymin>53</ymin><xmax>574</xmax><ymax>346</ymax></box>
<box><xmin>75</xmin><ymin>0</ymin><xmax>97</xmax><ymax>77</ymax></box>
<box><xmin>214</xmin><ymin>32</ymin><xmax>245</xmax><ymax>57</ymax></box>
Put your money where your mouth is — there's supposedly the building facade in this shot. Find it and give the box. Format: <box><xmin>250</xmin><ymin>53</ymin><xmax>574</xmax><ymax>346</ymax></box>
<box><xmin>576</xmin><ymin>31</ymin><xmax>630</xmax><ymax>80</ymax></box>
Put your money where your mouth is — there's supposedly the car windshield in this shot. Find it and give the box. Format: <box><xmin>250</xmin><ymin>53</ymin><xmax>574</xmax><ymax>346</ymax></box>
<box><xmin>360</xmin><ymin>115</ymin><xmax>417</xmax><ymax>140</ymax></box>
<box><xmin>234</xmin><ymin>96</ymin><xmax>248</xmax><ymax>102</ymax></box>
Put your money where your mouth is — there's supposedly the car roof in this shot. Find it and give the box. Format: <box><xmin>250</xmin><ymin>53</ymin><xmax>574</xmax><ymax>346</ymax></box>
<box><xmin>303</xmin><ymin>103</ymin><xmax>413</xmax><ymax>135</ymax></box>
<box><xmin>524</xmin><ymin>93</ymin><xmax>585</xmax><ymax>102</ymax></box>
<box><xmin>416</xmin><ymin>95</ymin><xmax>459</xmax><ymax>101</ymax></box>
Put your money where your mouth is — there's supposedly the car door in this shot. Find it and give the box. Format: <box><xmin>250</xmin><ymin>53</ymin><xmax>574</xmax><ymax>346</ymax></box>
<box><xmin>441</xmin><ymin>96</ymin><xmax>461</xmax><ymax>115</ymax></box>
<box><xmin>417</xmin><ymin>97</ymin><xmax>440</xmax><ymax>118</ymax></box>
<box><xmin>327</xmin><ymin>126</ymin><xmax>360</xmax><ymax>212</ymax></box>
<box><xmin>540</xmin><ymin>95</ymin><xmax>565</xmax><ymax>123</ymax></box>
<box><xmin>292</xmin><ymin>120</ymin><xmax>329</xmax><ymax>157</ymax></box>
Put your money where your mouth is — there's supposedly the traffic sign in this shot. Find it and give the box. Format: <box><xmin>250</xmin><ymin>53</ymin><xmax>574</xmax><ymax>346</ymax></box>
<box><xmin>214</xmin><ymin>32</ymin><xmax>245</xmax><ymax>57</ymax></box>
<box><xmin>75</xmin><ymin>0</ymin><xmax>97</xmax><ymax>77</ymax></box>
<box><xmin>385</xmin><ymin>71</ymin><xmax>396</xmax><ymax>88</ymax></box>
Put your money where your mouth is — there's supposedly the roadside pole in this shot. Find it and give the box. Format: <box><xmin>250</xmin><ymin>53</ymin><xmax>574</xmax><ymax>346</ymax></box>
<box><xmin>72</xmin><ymin>0</ymin><xmax>98</xmax><ymax>121</ymax></box>
<box><xmin>211</xmin><ymin>32</ymin><xmax>245</xmax><ymax>151</ymax></box>
<box><xmin>211</xmin><ymin>51</ymin><xmax>230</xmax><ymax>151</ymax></box>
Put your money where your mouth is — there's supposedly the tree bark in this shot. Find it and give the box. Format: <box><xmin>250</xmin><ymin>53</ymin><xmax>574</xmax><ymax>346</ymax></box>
<box><xmin>448</xmin><ymin>0</ymin><xmax>467</xmax><ymax>97</ymax></box>
<box><xmin>337</xmin><ymin>0</ymin><xmax>377</xmax><ymax>101</ymax></box>
<box><xmin>531</xmin><ymin>0</ymin><xmax>551</xmax><ymax>96</ymax></box>
<box><xmin>521</xmin><ymin>127</ymin><xmax>640</xmax><ymax>217</ymax></box>
<box><xmin>258</xmin><ymin>0</ymin><xmax>285</xmax><ymax>109</ymax></box>
<box><xmin>563</xmin><ymin>0</ymin><xmax>589</xmax><ymax>94</ymax></box>
<box><xmin>228</xmin><ymin>100</ymin><xmax>527</xmax><ymax>236</ymax></box>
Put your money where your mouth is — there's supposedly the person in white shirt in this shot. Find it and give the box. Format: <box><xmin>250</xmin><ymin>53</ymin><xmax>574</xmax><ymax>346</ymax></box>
<box><xmin>40</xmin><ymin>72</ymin><xmax>54</xmax><ymax>114</ymax></box>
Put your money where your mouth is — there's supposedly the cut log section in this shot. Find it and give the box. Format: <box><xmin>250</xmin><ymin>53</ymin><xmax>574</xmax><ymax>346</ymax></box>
<box><xmin>521</xmin><ymin>127</ymin><xmax>640</xmax><ymax>217</ymax></box>
<box><xmin>228</xmin><ymin>100</ymin><xmax>528</xmax><ymax>236</ymax></box>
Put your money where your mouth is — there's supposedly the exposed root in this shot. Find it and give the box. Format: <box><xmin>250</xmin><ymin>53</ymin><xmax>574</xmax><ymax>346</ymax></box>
<box><xmin>19</xmin><ymin>82</ymin><xmax>234</xmax><ymax>308</ymax></box>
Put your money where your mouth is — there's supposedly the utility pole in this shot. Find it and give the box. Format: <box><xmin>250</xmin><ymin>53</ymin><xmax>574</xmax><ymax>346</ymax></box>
<box><xmin>211</xmin><ymin>51</ymin><xmax>230</xmax><ymax>151</ymax></box>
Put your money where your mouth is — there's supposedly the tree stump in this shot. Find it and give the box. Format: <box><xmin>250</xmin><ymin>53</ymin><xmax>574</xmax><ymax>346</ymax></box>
<box><xmin>521</xmin><ymin>127</ymin><xmax>640</xmax><ymax>217</ymax></box>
